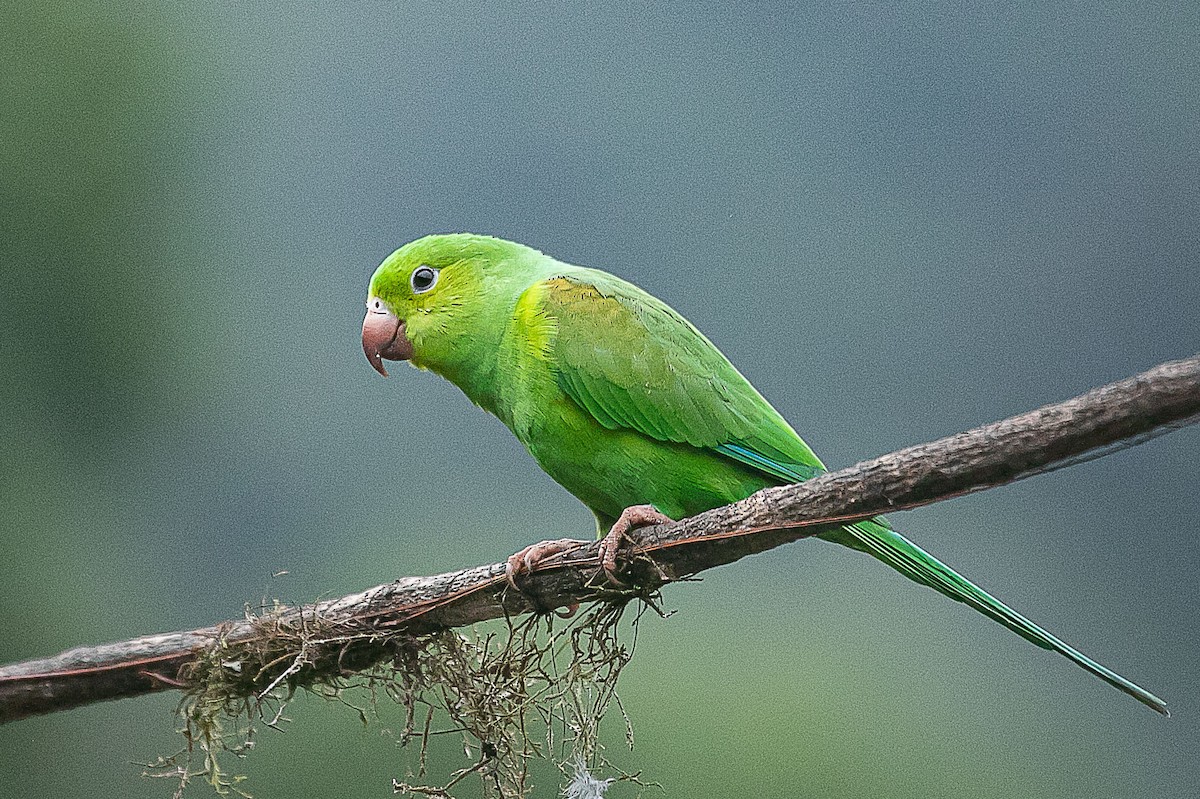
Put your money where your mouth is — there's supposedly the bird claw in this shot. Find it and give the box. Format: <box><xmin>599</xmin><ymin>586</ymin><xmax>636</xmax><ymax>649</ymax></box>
<box><xmin>598</xmin><ymin>504</ymin><xmax>673</xmax><ymax>585</ymax></box>
<box><xmin>505</xmin><ymin>537</ymin><xmax>588</xmax><ymax>596</ymax></box>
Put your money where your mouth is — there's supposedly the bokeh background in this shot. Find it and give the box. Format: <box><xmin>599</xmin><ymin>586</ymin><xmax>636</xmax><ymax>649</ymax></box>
<box><xmin>3</xmin><ymin>2</ymin><xmax>1198</xmax><ymax>797</ymax></box>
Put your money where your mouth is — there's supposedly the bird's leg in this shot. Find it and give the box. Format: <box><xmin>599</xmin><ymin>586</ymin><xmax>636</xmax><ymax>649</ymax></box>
<box><xmin>598</xmin><ymin>504</ymin><xmax>673</xmax><ymax>585</ymax></box>
<box><xmin>505</xmin><ymin>537</ymin><xmax>590</xmax><ymax>593</ymax></box>
<box><xmin>506</xmin><ymin>538</ymin><xmax>590</xmax><ymax>617</ymax></box>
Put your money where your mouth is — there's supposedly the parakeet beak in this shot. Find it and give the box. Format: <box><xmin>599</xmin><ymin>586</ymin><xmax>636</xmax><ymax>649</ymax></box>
<box><xmin>362</xmin><ymin>298</ymin><xmax>413</xmax><ymax>377</ymax></box>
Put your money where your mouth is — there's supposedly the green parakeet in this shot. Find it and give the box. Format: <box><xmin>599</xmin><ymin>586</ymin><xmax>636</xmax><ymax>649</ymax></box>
<box><xmin>361</xmin><ymin>232</ymin><xmax>1166</xmax><ymax>715</ymax></box>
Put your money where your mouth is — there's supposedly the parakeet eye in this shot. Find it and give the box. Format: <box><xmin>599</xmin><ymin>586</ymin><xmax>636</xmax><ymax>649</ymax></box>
<box><xmin>411</xmin><ymin>266</ymin><xmax>439</xmax><ymax>293</ymax></box>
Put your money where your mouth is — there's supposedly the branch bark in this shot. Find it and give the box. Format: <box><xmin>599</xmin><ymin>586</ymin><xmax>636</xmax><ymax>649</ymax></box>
<box><xmin>2</xmin><ymin>355</ymin><xmax>1198</xmax><ymax>724</ymax></box>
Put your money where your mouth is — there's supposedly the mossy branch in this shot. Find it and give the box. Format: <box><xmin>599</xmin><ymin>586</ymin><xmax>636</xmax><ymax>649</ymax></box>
<box><xmin>2</xmin><ymin>354</ymin><xmax>1198</xmax><ymax>725</ymax></box>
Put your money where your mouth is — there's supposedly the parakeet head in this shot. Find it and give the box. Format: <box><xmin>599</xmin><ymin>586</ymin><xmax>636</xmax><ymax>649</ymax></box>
<box><xmin>361</xmin><ymin>233</ymin><xmax>541</xmax><ymax>379</ymax></box>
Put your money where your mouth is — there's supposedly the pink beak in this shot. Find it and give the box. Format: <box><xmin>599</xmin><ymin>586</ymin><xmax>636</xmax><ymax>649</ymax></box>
<box><xmin>362</xmin><ymin>299</ymin><xmax>413</xmax><ymax>377</ymax></box>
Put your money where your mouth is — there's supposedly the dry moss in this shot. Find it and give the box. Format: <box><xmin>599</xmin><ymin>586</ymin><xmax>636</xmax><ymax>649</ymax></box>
<box><xmin>142</xmin><ymin>596</ymin><xmax>654</xmax><ymax>798</ymax></box>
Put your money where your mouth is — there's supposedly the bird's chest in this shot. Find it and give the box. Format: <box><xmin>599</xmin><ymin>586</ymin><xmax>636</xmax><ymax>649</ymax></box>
<box><xmin>499</xmin><ymin>367</ymin><xmax>611</xmax><ymax>476</ymax></box>
<box><xmin>496</xmin><ymin>369</ymin><xmax>753</xmax><ymax>524</ymax></box>
<box><xmin>495</xmin><ymin>367</ymin><xmax>650</xmax><ymax>518</ymax></box>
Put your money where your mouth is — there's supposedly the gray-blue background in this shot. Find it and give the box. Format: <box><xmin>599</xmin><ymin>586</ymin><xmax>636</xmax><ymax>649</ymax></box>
<box><xmin>3</xmin><ymin>2</ymin><xmax>1198</xmax><ymax>797</ymax></box>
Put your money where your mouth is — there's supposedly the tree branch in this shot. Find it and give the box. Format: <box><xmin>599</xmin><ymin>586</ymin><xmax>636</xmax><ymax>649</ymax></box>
<box><xmin>2</xmin><ymin>355</ymin><xmax>1198</xmax><ymax>724</ymax></box>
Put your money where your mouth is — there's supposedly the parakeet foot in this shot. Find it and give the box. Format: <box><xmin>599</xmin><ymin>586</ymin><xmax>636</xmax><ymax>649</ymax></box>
<box><xmin>598</xmin><ymin>504</ymin><xmax>673</xmax><ymax>585</ymax></box>
<box><xmin>505</xmin><ymin>538</ymin><xmax>589</xmax><ymax>593</ymax></box>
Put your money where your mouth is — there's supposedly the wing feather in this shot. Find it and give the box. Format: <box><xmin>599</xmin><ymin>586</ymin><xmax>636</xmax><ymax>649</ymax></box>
<box><xmin>532</xmin><ymin>274</ymin><xmax>825</xmax><ymax>482</ymax></box>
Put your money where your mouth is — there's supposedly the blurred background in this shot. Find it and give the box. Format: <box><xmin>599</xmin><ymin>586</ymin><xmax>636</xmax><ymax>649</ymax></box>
<box><xmin>2</xmin><ymin>2</ymin><xmax>1198</xmax><ymax>797</ymax></box>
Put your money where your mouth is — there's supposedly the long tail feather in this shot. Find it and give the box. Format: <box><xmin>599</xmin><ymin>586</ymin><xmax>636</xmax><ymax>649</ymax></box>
<box><xmin>823</xmin><ymin>519</ymin><xmax>1168</xmax><ymax>715</ymax></box>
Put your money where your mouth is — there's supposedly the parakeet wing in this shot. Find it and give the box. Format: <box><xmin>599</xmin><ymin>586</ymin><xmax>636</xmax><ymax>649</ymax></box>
<box><xmin>533</xmin><ymin>274</ymin><xmax>824</xmax><ymax>482</ymax></box>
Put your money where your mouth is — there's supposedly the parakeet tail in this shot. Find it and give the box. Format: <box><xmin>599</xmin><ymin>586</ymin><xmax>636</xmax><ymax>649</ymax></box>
<box><xmin>824</xmin><ymin>519</ymin><xmax>1168</xmax><ymax>715</ymax></box>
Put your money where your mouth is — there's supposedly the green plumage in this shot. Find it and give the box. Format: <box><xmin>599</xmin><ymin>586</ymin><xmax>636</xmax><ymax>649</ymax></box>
<box><xmin>367</xmin><ymin>232</ymin><xmax>1166</xmax><ymax>715</ymax></box>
